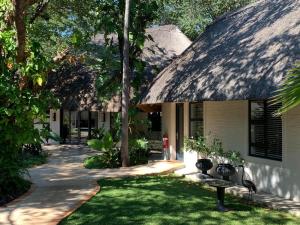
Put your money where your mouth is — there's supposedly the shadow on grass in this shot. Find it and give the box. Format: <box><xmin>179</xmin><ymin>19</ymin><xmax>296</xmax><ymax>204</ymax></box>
<box><xmin>60</xmin><ymin>176</ymin><xmax>298</xmax><ymax>225</ymax></box>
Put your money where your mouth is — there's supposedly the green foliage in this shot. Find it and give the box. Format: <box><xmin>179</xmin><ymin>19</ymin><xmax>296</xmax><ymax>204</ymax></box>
<box><xmin>184</xmin><ymin>135</ymin><xmax>243</xmax><ymax>164</ymax></box>
<box><xmin>87</xmin><ymin>133</ymin><xmax>115</xmax><ymax>151</ymax></box>
<box><xmin>91</xmin><ymin>0</ymin><xmax>159</xmax><ymax>104</ymax></box>
<box><xmin>184</xmin><ymin>136</ymin><xmax>211</xmax><ymax>157</ymax></box>
<box><xmin>0</xmin><ymin>29</ymin><xmax>58</xmax><ymax>201</ymax></box>
<box><xmin>47</xmin><ymin>131</ymin><xmax>62</xmax><ymax>143</ymax></box>
<box><xmin>156</xmin><ymin>0</ymin><xmax>253</xmax><ymax>40</ymax></box>
<box><xmin>86</xmin><ymin>133</ymin><xmax>149</xmax><ymax>168</ymax></box>
<box><xmin>84</xmin><ymin>150</ymin><xmax>120</xmax><ymax>169</ymax></box>
<box><xmin>20</xmin><ymin>152</ymin><xmax>48</xmax><ymax>168</ymax></box>
<box><xmin>86</xmin><ymin>133</ymin><xmax>120</xmax><ymax>168</ymax></box>
<box><xmin>84</xmin><ymin>155</ymin><xmax>107</xmax><ymax>169</ymax></box>
<box><xmin>91</xmin><ymin>127</ymin><xmax>105</xmax><ymax>140</ymax></box>
<box><xmin>21</xmin><ymin>143</ymin><xmax>43</xmax><ymax>156</ymax></box>
<box><xmin>224</xmin><ymin>150</ymin><xmax>244</xmax><ymax>166</ymax></box>
<box><xmin>128</xmin><ymin>138</ymin><xmax>149</xmax><ymax>165</ymax></box>
<box><xmin>272</xmin><ymin>63</ymin><xmax>300</xmax><ymax>115</ymax></box>
<box><xmin>28</xmin><ymin>0</ymin><xmax>97</xmax><ymax>59</ymax></box>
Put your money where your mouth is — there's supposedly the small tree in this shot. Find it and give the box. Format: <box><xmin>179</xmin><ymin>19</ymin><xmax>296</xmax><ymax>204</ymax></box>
<box><xmin>121</xmin><ymin>0</ymin><xmax>131</xmax><ymax>167</ymax></box>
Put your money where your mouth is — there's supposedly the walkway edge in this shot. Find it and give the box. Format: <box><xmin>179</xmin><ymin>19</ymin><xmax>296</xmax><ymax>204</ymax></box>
<box><xmin>3</xmin><ymin>184</ymin><xmax>36</xmax><ymax>208</ymax></box>
<box><xmin>57</xmin><ymin>164</ymin><xmax>184</xmax><ymax>224</ymax></box>
<box><xmin>51</xmin><ymin>181</ymin><xmax>101</xmax><ymax>225</ymax></box>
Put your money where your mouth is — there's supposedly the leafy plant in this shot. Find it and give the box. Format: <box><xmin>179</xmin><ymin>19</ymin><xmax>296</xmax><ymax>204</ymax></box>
<box><xmin>86</xmin><ymin>132</ymin><xmax>120</xmax><ymax>168</ymax></box>
<box><xmin>129</xmin><ymin>138</ymin><xmax>149</xmax><ymax>165</ymax></box>
<box><xmin>91</xmin><ymin>128</ymin><xmax>105</xmax><ymax>140</ymax></box>
<box><xmin>156</xmin><ymin>0</ymin><xmax>253</xmax><ymax>40</ymax></box>
<box><xmin>210</xmin><ymin>138</ymin><xmax>225</xmax><ymax>160</ymax></box>
<box><xmin>21</xmin><ymin>143</ymin><xmax>43</xmax><ymax>156</ymax></box>
<box><xmin>272</xmin><ymin>63</ymin><xmax>300</xmax><ymax>115</ymax></box>
<box><xmin>224</xmin><ymin>150</ymin><xmax>244</xmax><ymax>166</ymax></box>
<box><xmin>184</xmin><ymin>136</ymin><xmax>211</xmax><ymax>158</ymax></box>
<box><xmin>86</xmin><ymin>134</ymin><xmax>150</xmax><ymax>168</ymax></box>
<box><xmin>20</xmin><ymin>152</ymin><xmax>48</xmax><ymax>168</ymax></box>
<box><xmin>209</xmin><ymin>138</ymin><xmax>244</xmax><ymax>165</ymax></box>
<box><xmin>87</xmin><ymin>132</ymin><xmax>115</xmax><ymax>151</ymax></box>
<box><xmin>184</xmin><ymin>135</ymin><xmax>244</xmax><ymax>165</ymax></box>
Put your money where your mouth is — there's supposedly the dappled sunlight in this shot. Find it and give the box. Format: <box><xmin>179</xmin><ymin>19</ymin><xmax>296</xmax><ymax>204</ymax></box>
<box><xmin>0</xmin><ymin>145</ymin><xmax>183</xmax><ymax>225</ymax></box>
<box><xmin>60</xmin><ymin>176</ymin><xmax>299</xmax><ymax>225</ymax></box>
<box><xmin>141</xmin><ymin>0</ymin><xmax>300</xmax><ymax>104</ymax></box>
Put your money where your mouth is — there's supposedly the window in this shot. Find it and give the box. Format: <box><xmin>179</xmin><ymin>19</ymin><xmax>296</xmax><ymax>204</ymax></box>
<box><xmin>249</xmin><ymin>101</ymin><xmax>282</xmax><ymax>161</ymax></box>
<box><xmin>148</xmin><ymin>112</ymin><xmax>161</xmax><ymax>132</ymax></box>
<box><xmin>189</xmin><ymin>102</ymin><xmax>203</xmax><ymax>138</ymax></box>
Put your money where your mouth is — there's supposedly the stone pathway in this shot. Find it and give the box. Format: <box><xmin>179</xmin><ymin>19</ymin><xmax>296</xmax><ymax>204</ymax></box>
<box><xmin>0</xmin><ymin>145</ymin><xmax>183</xmax><ymax>225</ymax></box>
<box><xmin>175</xmin><ymin>167</ymin><xmax>300</xmax><ymax>217</ymax></box>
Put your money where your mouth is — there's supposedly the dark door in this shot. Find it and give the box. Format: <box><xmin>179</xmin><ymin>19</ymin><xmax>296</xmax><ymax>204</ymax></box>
<box><xmin>176</xmin><ymin>103</ymin><xmax>184</xmax><ymax>161</ymax></box>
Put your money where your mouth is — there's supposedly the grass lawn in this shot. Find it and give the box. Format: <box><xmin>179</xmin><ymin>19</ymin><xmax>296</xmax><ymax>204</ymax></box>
<box><xmin>60</xmin><ymin>176</ymin><xmax>299</xmax><ymax>225</ymax></box>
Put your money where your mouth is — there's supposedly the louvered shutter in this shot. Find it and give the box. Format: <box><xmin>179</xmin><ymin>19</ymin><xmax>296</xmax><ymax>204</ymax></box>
<box><xmin>266</xmin><ymin>104</ymin><xmax>282</xmax><ymax>160</ymax></box>
<box><xmin>249</xmin><ymin>101</ymin><xmax>282</xmax><ymax>161</ymax></box>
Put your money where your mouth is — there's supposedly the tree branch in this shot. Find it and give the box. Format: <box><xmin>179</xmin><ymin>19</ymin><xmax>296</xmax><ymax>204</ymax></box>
<box><xmin>29</xmin><ymin>0</ymin><xmax>49</xmax><ymax>24</ymax></box>
<box><xmin>53</xmin><ymin>48</ymin><xmax>70</xmax><ymax>63</ymax></box>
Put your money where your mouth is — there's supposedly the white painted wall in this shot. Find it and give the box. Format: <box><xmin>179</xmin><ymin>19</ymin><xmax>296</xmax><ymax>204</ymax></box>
<box><xmin>162</xmin><ymin>103</ymin><xmax>176</xmax><ymax>160</ymax></box>
<box><xmin>49</xmin><ymin>109</ymin><xmax>60</xmax><ymax>144</ymax></box>
<box><xmin>183</xmin><ymin>102</ymin><xmax>198</xmax><ymax>168</ymax></box>
<box><xmin>202</xmin><ymin>100</ymin><xmax>300</xmax><ymax>202</ymax></box>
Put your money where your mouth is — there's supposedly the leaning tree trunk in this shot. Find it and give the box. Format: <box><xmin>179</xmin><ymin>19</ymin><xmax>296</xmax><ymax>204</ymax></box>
<box><xmin>121</xmin><ymin>0</ymin><xmax>131</xmax><ymax>167</ymax></box>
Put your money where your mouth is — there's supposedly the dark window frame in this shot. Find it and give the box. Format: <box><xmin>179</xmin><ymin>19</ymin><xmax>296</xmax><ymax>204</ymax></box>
<box><xmin>248</xmin><ymin>100</ymin><xmax>282</xmax><ymax>161</ymax></box>
<box><xmin>189</xmin><ymin>102</ymin><xmax>203</xmax><ymax>138</ymax></box>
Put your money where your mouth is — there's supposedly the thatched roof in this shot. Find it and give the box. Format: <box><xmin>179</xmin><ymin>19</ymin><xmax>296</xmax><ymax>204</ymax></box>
<box><xmin>48</xmin><ymin>25</ymin><xmax>191</xmax><ymax>111</ymax></box>
<box><xmin>47</xmin><ymin>63</ymin><xmax>102</xmax><ymax>111</ymax></box>
<box><xmin>139</xmin><ymin>0</ymin><xmax>300</xmax><ymax>105</ymax></box>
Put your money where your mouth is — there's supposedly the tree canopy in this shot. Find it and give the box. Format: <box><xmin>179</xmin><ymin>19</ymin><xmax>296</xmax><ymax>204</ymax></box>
<box><xmin>156</xmin><ymin>0</ymin><xmax>253</xmax><ymax>40</ymax></box>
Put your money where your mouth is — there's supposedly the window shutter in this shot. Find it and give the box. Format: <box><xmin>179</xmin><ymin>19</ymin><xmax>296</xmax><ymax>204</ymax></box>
<box><xmin>266</xmin><ymin>104</ymin><xmax>282</xmax><ymax>160</ymax></box>
<box><xmin>249</xmin><ymin>101</ymin><xmax>282</xmax><ymax>161</ymax></box>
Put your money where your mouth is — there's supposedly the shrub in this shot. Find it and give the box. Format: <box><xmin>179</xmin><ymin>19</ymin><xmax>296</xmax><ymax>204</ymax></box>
<box><xmin>90</xmin><ymin>128</ymin><xmax>105</xmax><ymax>140</ymax></box>
<box><xmin>21</xmin><ymin>143</ymin><xmax>43</xmax><ymax>156</ymax></box>
<box><xmin>86</xmin><ymin>133</ymin><xmax>121</xmax><ymax>168</ymax></box>
<box><xmin>184</xmin><ymin>135</ymin><xmax>244</xmax><ymax>165</ymax></box>
<box><xmin>129</xmin><ymin>138</ymin><xmax>149</xmax><ymax>165</ymax></box>
<box><xmin>184</xmin><ymin>136</ymin><xmax>211</xmax><ymax>158</ymax></box>
<box><xmin>21</xmin><ymin>152</ymin><xmax>48</xmax><ymax>168</ymax></box>
<box><xmin>86</xmin><ymin>132</ymin><xmax>149</xmax><ymax>168</ymax></box>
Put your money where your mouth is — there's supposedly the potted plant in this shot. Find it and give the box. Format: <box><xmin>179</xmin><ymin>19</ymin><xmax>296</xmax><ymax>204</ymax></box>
<box><xmin>184</xmin><ymin>136</ymin><xmax>213</xmax><ymax>175</ymax></box>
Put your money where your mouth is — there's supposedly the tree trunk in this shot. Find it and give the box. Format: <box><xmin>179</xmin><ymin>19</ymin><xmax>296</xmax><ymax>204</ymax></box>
<box><xmin>13</xmin><ymin>0</ymin><xmax>27</xmax><ymax>63</ymax></box>
<box><xmin>121</xmin><ymin>0</ymin><xmax>131</xmax><ymax>167</ymax></box>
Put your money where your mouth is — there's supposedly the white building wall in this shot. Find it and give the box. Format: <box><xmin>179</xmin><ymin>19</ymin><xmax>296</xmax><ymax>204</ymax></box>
<box><xmin>203</xmin><ymin>100</ymin><xmax>300</xmax><ymax>202</ymax></box>
<box><xmin>49</xmin><ymin>109</ymin><xmax>60</xmax><ymax>144</ymax></box>
<box><xmin>183</xmin><ymin>102</ymin><xmax>198</xmax><ymax>168</ymax></box>
<box><xmin>162</xmin><ymin>103</ymin><xmax>176</xmax><ymax>160</ymax></box>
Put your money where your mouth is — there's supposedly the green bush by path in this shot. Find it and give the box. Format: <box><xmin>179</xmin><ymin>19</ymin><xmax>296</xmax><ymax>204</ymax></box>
<box><xmin>21</xmin><ymin>152</ymin><xmax>48</xmax><ymax>168</ymax></box>
<box><xmin>60</xmin><ymin>176</ymin><xmax>299</xmax><ymax>225</ymax></box>
<box><xmin>85</xmin><ymin>133</ymin><xmax>149</xmax><ymax>169</ymax></box>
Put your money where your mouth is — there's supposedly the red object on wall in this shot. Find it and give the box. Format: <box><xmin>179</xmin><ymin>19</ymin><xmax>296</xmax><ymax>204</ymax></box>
<box><xmin>163</xmin><ymin>134</ymin><xmax>169</xmax><ymax>149</ymax></box>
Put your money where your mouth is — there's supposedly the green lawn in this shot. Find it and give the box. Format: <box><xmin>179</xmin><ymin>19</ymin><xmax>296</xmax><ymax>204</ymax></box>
<box><xmin>60</xmin><ymin>176</ymin><xmax>298</xmax><ymax>225</ymax></box>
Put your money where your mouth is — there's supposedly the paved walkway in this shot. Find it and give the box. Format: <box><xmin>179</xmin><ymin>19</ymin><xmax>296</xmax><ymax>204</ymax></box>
<box><xmin>0</xmin><ymin>145</ymin><xmax>183</xmax><ymax>225</ymax></box>
<box><xmin>175</xmin><ymin>167</ymin><xmax>300</xmax><ymax>217</ymax></box>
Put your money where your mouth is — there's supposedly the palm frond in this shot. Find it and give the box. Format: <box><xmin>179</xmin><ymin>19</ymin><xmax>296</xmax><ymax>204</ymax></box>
<box><xmin>271</xmin><ymin>63</ymin><xmax>300</xmax><ymax>115</ymax></box>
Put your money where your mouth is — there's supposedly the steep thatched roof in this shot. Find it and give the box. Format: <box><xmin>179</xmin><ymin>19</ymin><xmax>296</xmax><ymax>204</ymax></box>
<box><xmin>139</xmin><ymin>0</ymin><xmax>300</xmax><ymax>105</ymax></box>
<box><xmin>47</xmin><ymin>63</ymin><xmax>99</xmax><ymax>111</ymax></box>
<box><xmin>48</xmin><ymin>25</ymin><xmax>191</xmax><ymax>111</ymax></box>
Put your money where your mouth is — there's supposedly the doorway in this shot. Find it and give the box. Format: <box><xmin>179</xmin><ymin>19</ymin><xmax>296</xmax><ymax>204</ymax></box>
<box><xmin>60</xmin><ymin>110</ymin><xmax>99</xmax><ymax>144</ymax></box>
<box><xmin>176</xmin><ymin>103</ymin><xmax>184</xmax><ymax>160</ymax></box>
